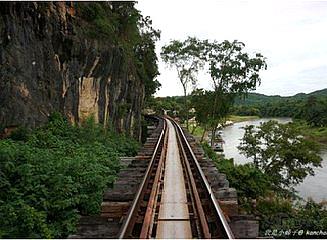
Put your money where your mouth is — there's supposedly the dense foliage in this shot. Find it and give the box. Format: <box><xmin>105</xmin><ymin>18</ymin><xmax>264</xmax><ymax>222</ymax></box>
<box><xmin>147</xmin><ymin>96</ymin><xmax>187</xmax><ymax>117</ymax></box>
<box><xmin>0</xmin><ymin>113</ymin><xmax>139</xmax><ymax>238</ymax></box>
<box><xmin>202</xmin><ymin>143</ymin><xmax>274</xmax><ymax>203</ymax></box>
<box><xmin>257</xmin><ymin>198</ymin><xmax>327</xmax><ymax>238</ymax></box>
<box><xmin>191</xmin><ymin>88</ymin><xmax>234</xmax><ymax>141</ymax></box>
<box><xmin>192</xmin><ymin>40</ymin><xmax>266</xmax><ymax>145</ymax></box>
<box><xmin>239</xmin><ymin>120</ymin><xmax>322</xmax><ymax>190</ymax></box>
<box><xmin>201</xmin><ymin>142</ymin><xmax>327</xmax><ymax>238</ymax></box>
<box><xmin>233</xmin><ymin>89</ymin><xmax>327</xmax><ymax>127</ymax></box>
<box><xmin>148</xmin><ymin>89</ymin><xmax>327</xmax><ymax>128</ymax></box>
<box><xmin>76</xmin><ymin>2</ymin><xmax>161</xmax><ymax>100</ymax></box>
<box><xmin>1</xmin><ymin>4</ymin><xmax>158</xmax><ymax>236</ymax></box>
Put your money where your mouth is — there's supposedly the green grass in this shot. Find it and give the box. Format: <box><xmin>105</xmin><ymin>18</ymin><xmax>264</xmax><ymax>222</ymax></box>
<box><xmin>292</xmin><ymin>120</ymin><xmax>327</xmax><ymax>146</ymax></box>
<box><xmin>187</xmin><ymin>115</ymin><xmax>259</xmax><ymax>139</ymax></box>
<box><xmin>190</xmin><ymin>125</ymin><xmax>205</xmax><ymax>138</ymax></box>
<box><xmin>227</xmin><ymin>115</ymin><xmax>259</xmax><ymax>123</ymax></box>
<box><xmin>308</xmin><ymin>128</ymin><xmax>327</xmax><ymax>144</ymax></box>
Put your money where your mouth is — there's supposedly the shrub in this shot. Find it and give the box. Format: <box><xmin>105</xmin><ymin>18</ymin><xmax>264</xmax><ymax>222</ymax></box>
<box><xmin>7</xmin><ymin>127</ymin><xmax>30</xmax><ymax>141</ymax></box>
<box><xmin>257</xmin><ymin>198</ymin><xmax>327</xmax><ymax>238</ymax></box>
<box><xmin>0</xmin><ymin>113</ymin><xmax>140</xmax><ymax>238</ymax></box>
<box><xmin>200</xmin><ymin>136</ymin><xmax>327</xmax><ymax>238</ymax></box>
<box><xmin>201</xmin><ymin>142</ymin><xmax>273</xmax><ymax>201</ymax></box>
<box><xmin>201</xmin><ymin>142</ymin><xmax>219</xmax><ymax>162</ymax></box>
<box><xmin>217</xmin><ymin>160</ymin><xmax>273</xmax><ymax>200</ymax></box>
<box><xmin>77</xmin><ymin>3</ymin><xmax>117</xmax><ymax>39</ymax></box>
<box><xmin>256</xmin><ymin>196</ymin><xmax>294</xmax><ymax>235</ymax></box>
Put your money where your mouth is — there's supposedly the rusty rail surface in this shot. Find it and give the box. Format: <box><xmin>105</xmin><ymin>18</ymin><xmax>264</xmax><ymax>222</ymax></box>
<box><xmin>139</xmin><ymin>124</ymin><xmax>168</xmax><ymax>238</ymax></box>
<box><xmin>118</xmin><ymin>116</ymin><xmax>234</xmax><ymax>239</ymax></box>
<box><xmin>175</xmin><ymin>122</ymin><xmax>211</xmax><ymax>238</ymax></box>
<box><xmin>170</xmin><ymin>117</ymin><xmax>235</xmax><ymax>239</ymax></box>
<box><xmin>118</xmin><ymin>118</ymin><xmax>167</xmax><ymax>238</ymax></box>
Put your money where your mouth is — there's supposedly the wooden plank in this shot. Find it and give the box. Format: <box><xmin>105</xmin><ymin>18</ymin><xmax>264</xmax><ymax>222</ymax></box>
<box><xmin>101</xmin><ymin>201</ymin><xmax>131</xmax><ymax>218</ymax></box>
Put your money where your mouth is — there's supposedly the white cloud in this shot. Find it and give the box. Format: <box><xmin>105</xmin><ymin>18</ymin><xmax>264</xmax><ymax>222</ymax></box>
<box><xmin>137</xmin><ymin>0</ymin><xmax>327</xmax><ymax>96</ymax></box>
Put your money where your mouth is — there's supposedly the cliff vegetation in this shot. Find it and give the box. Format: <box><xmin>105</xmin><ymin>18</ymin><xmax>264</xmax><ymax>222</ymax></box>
<box><xmin>0</xmin><ymin>2</ymin><xmax>158</xmax><ymax>238</ymax></box>
<box><xmin>0</xmin><ymin>2</ymin><xmax>160</xmax><ymax>139</ymax></box>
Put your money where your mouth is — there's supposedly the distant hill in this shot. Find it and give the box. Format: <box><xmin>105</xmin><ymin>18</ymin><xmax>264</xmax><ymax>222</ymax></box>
<box><xmin>234</xmin><ymin>88</ymin><xmax>327</xmax><ymax>106</ymax></box>
<box><xmin>308</xmin><ymin>88</ymin><xmax>327</xmax><ymax>98</ymax></box>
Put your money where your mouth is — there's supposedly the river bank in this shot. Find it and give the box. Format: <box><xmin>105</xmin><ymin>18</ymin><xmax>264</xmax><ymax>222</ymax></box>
<box><xmin>189</xmin><ymin>115</ymin><xmax>259</xmax><ymax>139</ymax></box>
<box><xmin>292</xmin><ymin>121</ymin><xmax>327</xmax><ymax>147</ymax></box>
<box><xmin>228</xmin><ymin>116</ymin><xmax>327</xmax><ymax>148</ymax></box>
<box><xmin>226</xmin><ymin>115</ymin><xmax>259</xmax><ymax>123</ymax></box>
<box><xmin>188</xmin><ymin>116</ymin><xmax>326</xmax><ymax>201</ymax></box>
<box><xmin>220</xmin><ymin>117</ymin><xmax>326</xmax><ymax>202</ymax></box>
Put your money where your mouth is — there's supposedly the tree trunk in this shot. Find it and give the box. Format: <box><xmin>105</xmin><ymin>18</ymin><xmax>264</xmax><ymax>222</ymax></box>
<box><xmin>200</xmin><ymin>125</ymin><xmax>207</xmax><ymax>143</ymax></box>
<box><xmin>210</xmin><ymin>124</ymin><xmax>218</xmax><ymax>147</ymax></box>
<box><xmin>183</xmin><ymin>86</ymin><xmax>189</xmax><ymax>130</ymax></box>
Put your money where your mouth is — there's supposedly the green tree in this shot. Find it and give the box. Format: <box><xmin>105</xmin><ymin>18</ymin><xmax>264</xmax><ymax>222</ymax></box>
<box><xmin>161</xmin><ymin>37</ymin><xmax>204</xmax><ymax>129</ymax></box>
<box><xmin>304</xmin><ymin>96</ymin><xmax>327</xmax><ymax>127</ymax></box>
<box><xmin>78</xmin><ymin>2</ymin><xmax>161</xmax><ymax>101</ymax></box>
<box><xmin>202</xmin><ymin>129</ymin><xmax>327</xmax><ymax>237</ymax></box>
<box><xmin>135</xmin><ymin>15</ymin><xmax>161</xmax><ymax>100</ymax></box>
<box><xmin>191</xmin><ymin>88</ymin><xmax>231</xmax><ymax>142</ymax></box>
<box><xmin>238</xmin><ymin>121</ymin><xmax>322</xmax><ymax>190</ymax></box>
<box><xmin>204</xmin><ymin>40</ymin><xmax>267</xmax><ymax>144</ymax></box>
<box><xmin>191</xmin><ymin>89</ymin><xmax>213</xmax><ymax>141</ymax></box>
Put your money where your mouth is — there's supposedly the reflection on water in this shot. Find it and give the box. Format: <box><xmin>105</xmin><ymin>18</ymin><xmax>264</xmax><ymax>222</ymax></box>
<box><xmin>295</xmin><ymin>149</ymin><xmax>327</xmax><ymax>202</ymax></box>
<box><xmin>222</xmin><ymin>118</ymin><xmax>292</xmax><ymax>165</ymax></box>
<box><xmin>221</xmin><ymin>117</ymin><xmax>327</xmax><ymax>202</ymax></box>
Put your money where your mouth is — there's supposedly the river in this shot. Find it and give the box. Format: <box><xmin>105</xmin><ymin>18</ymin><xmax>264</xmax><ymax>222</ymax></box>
<box><xmin>221</xmin><ymin>117</ymin><xmax>327</xmax><ymax>202</ymax></box>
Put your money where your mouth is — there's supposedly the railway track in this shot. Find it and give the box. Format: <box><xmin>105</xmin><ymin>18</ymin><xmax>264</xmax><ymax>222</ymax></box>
<box><xmin>118</xmin><ymin>117</ymin><xmax>234</xmax><ymax>239</ymax></box>
<box><xmin>70</xmin><ymin>115</ymin><xmax>258</xmax><ymax>239</ymax></box>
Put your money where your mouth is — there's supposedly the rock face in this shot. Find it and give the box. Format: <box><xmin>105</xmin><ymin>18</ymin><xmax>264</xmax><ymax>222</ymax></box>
<box><xmin>0</xmin><ymin>2</ymin><xmax>146</xmax><ymax>139</ymax></box>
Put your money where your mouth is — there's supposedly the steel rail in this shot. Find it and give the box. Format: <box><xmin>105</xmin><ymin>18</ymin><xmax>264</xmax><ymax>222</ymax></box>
<box><xmin>140</xmin><ymin>125</ymin><xmax>169</xmax><ymax>238</ymax></box>
<box><xmin>171</xmin><ymin>118</ymin><xmax>235</xmax><ymax>239</ymax></box>
<box><xmin>175</xmin><ymin>123</ymin><xmax>211</xmax><ymax>238</ymax></box>
<box><xmin>118</xmin><ymin>119</ymin><xmax>166</xmax><ymax>239</ymax></box>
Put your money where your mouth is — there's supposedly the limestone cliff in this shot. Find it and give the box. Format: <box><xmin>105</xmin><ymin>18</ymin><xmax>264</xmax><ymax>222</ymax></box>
<box><xmin>0</xmin><ymin>2</ymin><xmax>159</xmax><ymax>139</ymax></box>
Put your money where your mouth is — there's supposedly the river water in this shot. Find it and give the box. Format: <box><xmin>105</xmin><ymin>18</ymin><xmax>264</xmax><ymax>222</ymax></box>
<box><xmin>221</xmin><ymin>118</ymin><xmax>327</xmax><ymax>202</ymax></box>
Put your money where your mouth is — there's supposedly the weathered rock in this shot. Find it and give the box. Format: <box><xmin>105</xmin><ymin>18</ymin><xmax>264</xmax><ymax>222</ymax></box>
<box><xmin>219</xmin><ymin>200</ymin><xmax>239</xmax><ymax>216</ymax></box>
<box><xmin>0</xmin><ymin>2</ymin><xmax>144</xmax><ymax>139</ymax></box>
<box><xmin>230</xmin><ymin>215</ymin><xmax>259</xmax><ymax>239</ymax></box>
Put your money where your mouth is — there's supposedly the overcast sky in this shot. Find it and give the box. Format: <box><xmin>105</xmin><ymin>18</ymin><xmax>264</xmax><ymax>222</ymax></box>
<box><xmin>136</xmin><ymin>0</ymin><xmax>327</xmax><ymax>97</ymax></box>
